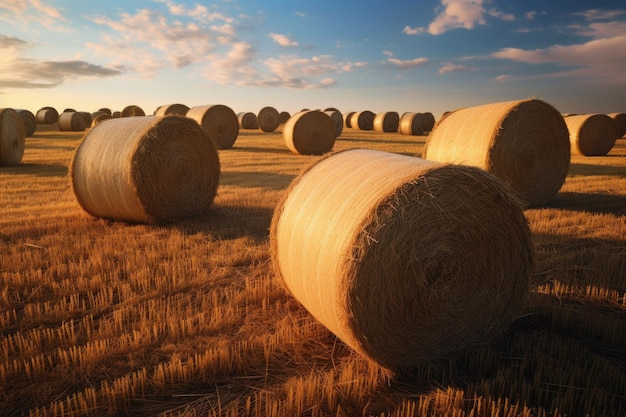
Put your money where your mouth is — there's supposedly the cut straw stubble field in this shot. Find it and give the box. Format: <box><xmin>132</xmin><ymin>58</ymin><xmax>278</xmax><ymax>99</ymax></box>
<box><xmin>0</xmin><ymin>122</ymin><xmax>625</xmax><ymax>416</ymax></box>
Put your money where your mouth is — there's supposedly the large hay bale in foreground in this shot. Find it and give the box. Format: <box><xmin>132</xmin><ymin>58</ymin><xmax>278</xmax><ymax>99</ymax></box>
<box><xmin>257</xmin><ymin>106</ymin><xmax>280</xmax><ymax>132</ymax></box>
<box><xmin>350</xmin><ymin>111</ymin><xmax>375</xmax><ymax>130</ymax></box>
<box><xmin>607</xmin><ymin>112</ymin><xmax>626</xmax><ymax>138</ymax></box>
<box><xmin>324</xmin><ymin>110</ymin><xmax>344</xmax><ymax>137</ymax></box>
<box><xmin>121</xmin><ymin>105</ymin><xmax>145</xmax><ymax>117</ymax></box>
<box><xmin>373</xmin><ymin>111</ymin><xmax>400</xmax><ymax>132</ymax></box>
<box><xmin>271</xmin><ymin>149</ymin><xmax>533</xmax><ymax>371</ymax></box>
<box><xmin>58</xmin><ymin>111</ymin><xmax>87</xmax><ymax>131</ymax></box>
<box><xmin>283</xmin><ymin>111</ymin><xmax>336</xmax><ymax>155</ymax></box>
<box><xmin>564</xmin><ymin>114</ymin><xmax>617</xmax><ymax>156</ymax></box>
<box><xmin>36</xmin><ymin>107</ymin><xmax>58</xmax><ymax>124</ymax></box>
<box><xmin>187</xmin><ymin>105</ymin><xmax>239</xmax><ymax>150</ymax></box>
<box><xmin>71</xmin><ymin>116</ymin><xmax>220</xmax><ymax>223</ymax></box>
<box><xmin>237</xmin><ymin>112</ymin><xmax>258</xmax><ymax>129</ymax></box>
<box><xmin>16</xmin><ymin>109</ymin><xmax>36</xmax><ymax>136</ymax></box>
<box><xmin>423</xmin><ymin>99</ymin><xmax>570</xmax><ymax>207</ymax></box>
<box><xmin>154</xmin><ymin>103</ymin><xmax>190</xmax><ymax>117</ymax></box>
<box><xmin>0</xmin><ymin>108</ymin><xmax>26</xmax><ymax>166</ymax></box>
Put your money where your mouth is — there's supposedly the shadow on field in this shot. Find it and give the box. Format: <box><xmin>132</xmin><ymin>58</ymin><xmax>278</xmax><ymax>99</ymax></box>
<box><xmin>339</xmin><ymin>137</ymin><xmax>426</xmax><ymax>146</ymax></box>
<box><xmin>545</xmin><ymin>192</ymin><xmax>626</xmax><ymax>215</ymax></box>
<box><xmin>220</xmin><ymin>170</ymin><xmax>295</xmax><ymax>189</ymax></box>
<box><xmin>0</xmin><ymin>163</ymin><xmax>68</xmax><ymax>177</ymax></box>
<box><xmin>226</xmin><ymin>145</ymin><xmax>292</xmax><ymax>155</ymax></box>
<box><xmin>569</xmin><ymin>163</ymin><xmax>626</xmax><ymax>177</ymax></box>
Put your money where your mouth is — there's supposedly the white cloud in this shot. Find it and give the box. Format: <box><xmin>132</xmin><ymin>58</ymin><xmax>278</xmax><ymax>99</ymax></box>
<box><xmin>295</xmin><ymin>11</ymin><xmax>305</xmax><ymax>18</ymax></box>
<box><xmin>403</xmin><ymin>25</ymin><xmax>424</xmax><ymax>35</ymax></box>
<box><xmin>269</xmin><ymin>32</ymin><xmax>299</xmax><ymax>47</ymax></box>
<box><xmin>0</xmin><ymin>0</ymin><xmax>68</xmax><ymax>31</ymax></box>
<box><xmin>575</xmin><ymin>9</ymin><xmax>626</xmax><ymax>21</ymax></box>
<box><xmin>494</xmin><ymin>74</ymin><xmax>511</xmax><ymax>81</ymax></box>
<box><xmin>524</xmin><ymin>11</ymin><xmax>537</xmax><ymax>20</ymax></box>
<box><xmin>387</xmin><ymin>57</ymin><xmax>429</xmax><ymax>68</ymax></box>
<box><xmin>578</xmin><ymin>21</ymin><xmax>626</xmax><ymax>39</ymax></box>
<box><xmin>488</xmin><ymin>8</ymin><xmax>515</xmax><ymax>21</ymax></box>
<box><xmin>382</xmin><ymin>50</ymin><xmax>393</xmax><ymax>57</ymax></box>
<box><xmin>438</xmin><ymin>63</ymin><xmax>467</xmax><ymax>74</ymax></box>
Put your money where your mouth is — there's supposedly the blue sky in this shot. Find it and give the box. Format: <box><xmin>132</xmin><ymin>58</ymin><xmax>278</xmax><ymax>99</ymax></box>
<box><xmin>1</xmin><ymin>0</ymin><xmax>625</xmax><ymax>117</ymax></box>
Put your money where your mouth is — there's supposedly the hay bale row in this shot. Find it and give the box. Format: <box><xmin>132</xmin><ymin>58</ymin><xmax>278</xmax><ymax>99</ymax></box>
<box><xmin>0</xmin><ymin>108</ymin><xmax>26</xmax><ymax>166</ymax></box>
<box><xmin>323</xmin><ymin>110</ymin><xmax>343</xmax><ymax>137</ymax></box>
<box><xmin>237</xmin><ymin>112</ymin><xmax>258</xmax><ymax>129</ymax></box>
<box><xmin>607</xmin><ymin>112</ymin><xmax>626</xmax><ymax>138</ymax></box>
<box><xmin>258</xmin><ymin>106</ymin><xmax>280</xmax><ymax>132</ymax></box>
<box><xmin>350</xmin><ymin>111</ymin><xmax>374</xmax><ymax>130</ymax></box>
<box><xmin>373</xmin><ymin>111</ymin><xmax>399</xmax><ymax>132</ymax></box>
<box><xmin>154</xmin><ymin>103</ymin><xmax>190</xmax><ymax>117</ymax></box>
<box><xmin>270</xmin><ymin>148</ymin><xmax>533</xmax><ymax>370</ymax></box>
<box><xmin>58</xmin><ymin>111</ymin><xmax>87</xmax><ymax>132</ymax></box>
<box><xmin>187</xmin><ymin>104</ymin><xmax>239</xmax><ymax>150</ymax></box>
<box><xmin>283</xmin><ymin>110</ymin><xmax>336</xmax><ymax>155</ymax></box>
<box><xmin>36</xmin><ymin>107</ymin><xmax>58</xmax><ymax>124</ymax></box>
<box><xmin>564</xmin><ymin>114</ymin><xmax>617</xmax><ymax>156</ymax></box>
<box><xmin>423</xmin><ymin>99</ymin><xmax>570</xmax><ymax>207</ymax></box>
<box><xmin>71</xmin><ymin>115</ymin><xmax>220</xmax><ymax>224</ymax></box>
<box><xmin>15</xmin><ymin>109</ymin><xmax>36</xmax><ymax>136</ymax></box>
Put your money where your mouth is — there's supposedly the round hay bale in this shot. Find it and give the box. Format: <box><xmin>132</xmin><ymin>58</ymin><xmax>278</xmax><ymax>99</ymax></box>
<box><xmin>58</xmin><ymin>112</ymin><xmax>87</xmax><ymax>131</ymax></box>
<box><xmin>112</xmin><ymin>111</ymin><xmax>121</xmax><ymax>118</ymax></box>
<box><xmin>71</xmin><ymin>115</ymin><xmax>220</xmax><ymax>223</ymax></box>
<box><xmin>0</xmin><ymin>108</ymin><xmax>26</xmax><ymax>166</ymax></box>
<box><xmin>423</xmin><ymin>99</ymin><xmax>570</xmax><ymax>207</ymax></box>
<box><xmin>283</xmin><ymin>110</ymin><xmax>336</xmax><ymax>155</ymax></box>
<box><xmin>564</xmin><ymin>114</ymin><xmax>617</xmax><ymax>156</ymax></box>
<box><xmin>343</xmin><ymin>111</ymin><xmax>356</xmax><ymax>128</ymax></box>
<box><xmin>187</xmin><ymin>104</ymin><xmax>239</xmax><ymax>150</ymax></box>
<box><xmin>373</xmin><ymin>111</ymin><xmax>400</xmax><ymax>132</ymax></box>
<box><xmin>350</xmin><ymin>111</ymin><xmax>375</xmax><ymax>130</ymax></box>
<box><xmin>323</xmin><ymin>110</ymin><xmax>344</xmax><ymax>137</ymax></box>
<box><xmin>154</xmin><ymin>103</ymin><xmax>190</xmax><ymax>117</ymax></box>
<box><xmin>91</xmin><ymin>113</ymin><xmax>112</xmax><ymax>127</ymax></box>
<box><xmin>36</xmin><ymin>107</ymin><xmax>58</xmax><ymax>124</ymax></box>
<box><xmin>271</xmin><ymin>149</ymin><xmax>533</xmax><ymax>371</ymax></box>
<box><xmin>237</xmin><ymin>112</ymin><xmax>258</xmax><ymax>129</ymax></box>
<box><xmin>257</xmin><ymin>106</ymin><xmax>280</xmax><ymax>132</ymax></box>
<box><xmin>324</xmin><ymin>107</ymin><xmax>340</xmax><ymax>112</ymax></box>
<box><xmin>98</xmin><ymin>108</ymin><xmax>112</xmax><ymax>116</ymax></box>
<box><xmin>79</xmin><ymin>111</ymin><xmax>93</xmax><ymax>127</ymax></box>
<box><xmin>121</xmin><ymin>105</ymin><xmax>145</xmax><ymax>117</ymax></box>
<box><xmin>607</xmin><ymin>112</ymin><xmax>626</xmax><ymax>138</ymax></box>
<box><xmin>16</xmin><ymin>109</ymin><xmax>36</xmax><ymax>136</ymax></box>
<box><xmin>279</xmin><ymin>111</ymin><xmax>291</xmax><ymax>123</ymax></box>
<box><xmin>398</xmin><ymin>112</ymin><xmax>423</xmax><ymax>135</ymax></box>
<box><xmin>415</xmin><ymin>112</ymin><xmax>435</xmax><ymax>133</ymax></box>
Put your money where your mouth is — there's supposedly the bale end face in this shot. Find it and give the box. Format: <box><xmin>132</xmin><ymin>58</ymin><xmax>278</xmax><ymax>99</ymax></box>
<box><xmin>283</xmin><ymin>110</ymin><xmax>336</xmax><ymax>155</ymax></box>
<box><xmin>0</xmin><ymin>108</ymin><xmax>26</xmax><ymax>166</ymax></box>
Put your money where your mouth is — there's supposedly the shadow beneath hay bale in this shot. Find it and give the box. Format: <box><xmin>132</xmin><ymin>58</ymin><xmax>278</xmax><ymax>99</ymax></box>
<box><xmin>544</xmin><ymin>192</ymin><xmax>626</xmax><ymax>216</ymax></box>
<box><xmin>568</xmin><ymin>163</ymin><xmax>626</xmax><ymax>178</ymax></box>
<box><xmin>220</xmin><ymin>170</ymin><xmax>295</xmax><ymax>190</ymax></box>
<box><xmin>27</xmin><ymin>143</ymin><xmax>77</xmax><ymax>151</ymax></box>
<box><xmin>225</xmin><ymin>145</ymin><xmax>292</xmax><ymax>155</ymax></box>
<box><xmin>339</xmin><ymin>137</ymin><xmax>426</xmax><ymax>146</ymax></box>
<box><xmin>0</xmin><ymin>163</ymin><xmax>68</xmax><ymax>177</ymax></box>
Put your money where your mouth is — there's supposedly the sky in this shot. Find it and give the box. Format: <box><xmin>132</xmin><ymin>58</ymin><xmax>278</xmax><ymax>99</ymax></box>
<box><xmin>1</xmin><ymin>0</ymin><xmax>625</xmax><ymax>118</ymax></box>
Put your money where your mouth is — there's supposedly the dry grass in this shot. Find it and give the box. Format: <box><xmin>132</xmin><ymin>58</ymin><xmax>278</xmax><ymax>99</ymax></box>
<box><xmin>1</xmin><ymin>122</ymin><xmax>625</xmax><ymax>416</ymax></box>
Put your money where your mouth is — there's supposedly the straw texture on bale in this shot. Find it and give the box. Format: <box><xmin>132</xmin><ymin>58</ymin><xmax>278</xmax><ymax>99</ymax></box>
<box><xmin>0</xmin><ymin>108</ymin><xmax>26</xmax><ymax>166</ymax></box>
<box><xmin>423</xmin><ymin>99</ymin><xmax>570</xmax><ymax>207</ymax></box>
<box><xmin>16</xmin><ymin>109</ymin><xmax>36</xmax><ymax>136</ymax></box>
<box><xmin>71</xmin><ymin>115</ymin><xmax>220</xmax><ymax>223</ymax></box>
<box><xmin>271</xmin><ymin>149</ymin><xmax>533</xmax><ymax>370</ymax></box>
<box><xmin>373</xmin><ymin>111</ymin><xmax>400</xmax><ymax>132</ymax></box>
<box><xmin>564</xmin><ymin>114</ymin><xmax>618</xmax><ymax>156</ymax></box>
<box><xmin>343</xmin><ymin>111</ymin><xmax>356</xmax><ymax>128</ymax></box>
<box><xmin>58</xmin><ymin>112</ymin><xmax>87</xmax><ymax>132</ymax></box>
<box><xmin>154</xmin><ymin>103</ymin><xmax>190</xmax><ymax>117</ymax></box>
<box><xmin>237</xmin><ymin>112</ymin><xmax>258</xmax><ymax>129</ymax></box>
<box><xmin>350</xmin><ymin>111</ymin><xmax>375</xmax><ymax>130</ymax></box>
<box><xmin>398</xmin><ymin>112</ymin><xmax>423</xmax><ymax>135</ymax></box>
<box><xmin>36</xmin><ymin>107</ymin><xmax>58</xmax><ymax>124</ymax></box>
<box><xmin>121</xmin><ymin>105</ymin><xmax>146</xmax><ymax>117</ymax></box>
<box><xmin>91</xmin><ymin>113</ymin><xmax>112</xmax><ymax>127</ymax></box>
<box><xmin>324</xmin><ymin>110</ymin><xmax>344</xmax><ymax>137</ymax></box>
<box><xmin>607</xmin><ymin>112</ymin><xmax>626</xmax><ymax>138</ymax></box>
<box><xmin>283</xmin><ymin>111</ymin><xmax>336</xmax><ymax>155</ymax></box>
<box><xmin>279</xmin><ymin>111</ymin><xmax>291</xmax><ymax>123</ymax></box>
<box><xmin>187</xmin><ymin>105</ymin><xmax>239</xmax><ymax>150</ymax></box>
<box><xmin>257</xmin><ymin>106</ymin><xmax>280</xmax><ymax>132</ymax></box>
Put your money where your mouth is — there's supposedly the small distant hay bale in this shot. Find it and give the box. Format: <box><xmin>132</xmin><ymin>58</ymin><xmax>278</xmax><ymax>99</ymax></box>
<box><xmin>98</xmin><ymin>108</ymin><xmax>112</xmax><ymax>115</ymax></box>
<box><xmin>71</xmin><ymin>115</ymin><xmax>220</xmax><ymax>223</ymax></box>
<box><xmin>187</xmin><ymin>104</ymin><xmax>239</xmax><ymax>150</ymax></box>
<box><xmin>237</xmin><ymin>112</ymin><xmax>258</xmax><ymax>129</ymax></box>
<box><xmin>283</xmin><ymin>110</ymin><xmax>336</xmax><ymax>155</ymax></box>
<box><xmin>36</xmin><ymin>107</ymin><xmax>58</xmax><ymax>124</ymax></box>
<box><xmin>324</xmin><ymin>110</ymin><xmax>344</xmax><ymax>137</ymax></box>
<box><xmin>58</xmin><ymin>112</ymin><xmax>87</xmax><ymax>131</ymax></box>
<box><xmin>343</xmin><ymin>111</ymin><xmax>356</xmax><ymax>128</ymax></box>
<box><xmin>91</xmin><ymin>113</ymin><xmax>112</xmax><ymax>127</ymax></box>
<box><xmin>350</xmin><ymin>111</ymin><xmax>375</xmax><ymax>130</ymax></box>
<box><xmin>16</xmin><ymin>109</ymin><xmax>36</xmax><ymax>136</ymax></box>
<box><xmin>257</xmin><ymin>106</ymin><xmax>280</xmax><ymax>132</ymax></box>
<box><xmin>121</xmin><ymin>105</ymin><xmax>145</xmax><ymax>117</ymax></box>
<box><xmin>112</xmin><ymin>111</ymin><xmax>122</xmax><ymax>118</ymax></box>
<box><xmin>79</xmin><ymin>112</ymin><xmax>93</xmax><ymax>127</ymax></box>
<box><xmin>0</xmin><ymin>108</ymin><xmax>26</xmax><ymax>166</ymax></box>
<box><xmin>415</xmin><ymin>112</ymin><xmax>435</xmax><ymax>133</ymax></box>
<box><xmin>373</xmin><ymin>111</ymin><xmax>400</xmax><ymax>132</ymax></box>
<box><xmin>607</xmin><ymin>112</ymin><xmax>626</xmax><ymax>138</ymax></box>
<box><xmin>423</xmin><ymin>99</ymin><xmax>570</xmax><ymax>207</ymax></box>
<box><xmin>564</xmin><ymin>114</ymin><xmax>617</xmax><ymax>156</ymax></box>
<box><xmin>398</xmin><ymin>112</ymin><xmax>424</xmax><ymax>135</ymax></box>
<box><xmin>279</xmin><ymin>111</ymin><xmax>291</xmax><ymax>123</ymax></box>
<box><xmin>271</xmin><ymin>149</ymin><xmax>533</xmax><ymax>371</ymax></box>
<box><xmin>154</xmin><ymin>103</ymin><xmax>190</xmax><ymax>116</ymax></box>
<box><xmin>324</xmin><ymin>107</ymin><xmax>340</xmax><ymax>112</ymax></box>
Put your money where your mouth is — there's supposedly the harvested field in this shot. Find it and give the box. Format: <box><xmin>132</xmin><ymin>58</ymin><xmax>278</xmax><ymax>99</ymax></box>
<box><xmin>1</xmin><ymin>123</ymin><xmax>625</xmax><ymax>417</ymax></box>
